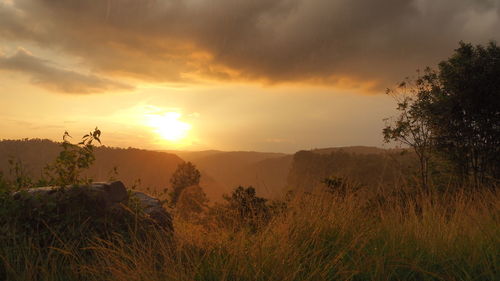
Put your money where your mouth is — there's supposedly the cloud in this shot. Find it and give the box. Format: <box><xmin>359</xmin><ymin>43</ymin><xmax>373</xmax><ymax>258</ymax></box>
<box><xmin>0</xmin><ymin>48</ymin><xmax>133</xmax><ymax>94</ymax></box>
<box><xmin>4</xmin><ymin>118</ymin><xmax>65</xmax><ymax>131</ymax></box>
<box><xmin>1</xmin><ymin>0</ymin><xmax>499</xmax><ymax>91</ymax></box>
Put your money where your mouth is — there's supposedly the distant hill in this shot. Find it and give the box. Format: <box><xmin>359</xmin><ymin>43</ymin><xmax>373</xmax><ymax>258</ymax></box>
<box><xmin>248</xmin><ymin>155</ymin><xmax>294</xmax><ymax>198</ymax></box>
<box><xmin>0</xmin><ymin>139</ymin><xmax>183</xmax><ymax>195</ymax></box>
<box><xmin>164</xmin><ymin>150</ymin><xmax>223</xmax><ymax>162</ymax></box>
<box><xmin>287</xmin><ymin>146</ymin><xmax>418</xmax><ymax>192</ymax></box>
<box><xmin>312</xmin><ymin>146</ymin><xmax>389</xmax><ymax>155</ymax></box>
<box><xmin>172</xmin><ymin>146</ymin><xmax>416</xmax><ymax>199</ymax></box>
<box><xmin>0</xmin><ymin>140</ymin><xmax>291</xmax><ymax>202</ymax></box>
<box><xmin>1</xmin><ymin>140</ymin><xmax>417</xmax><ymax>202</ymax></box>
<box><xmin>167</xmin><ymin>150</ymin><xmax>293</xmax><ymax>199</ymax></box>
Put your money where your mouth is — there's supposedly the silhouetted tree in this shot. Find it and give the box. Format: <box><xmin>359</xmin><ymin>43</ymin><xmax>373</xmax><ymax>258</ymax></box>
<box><xmin>176</xmin><ymin>185</ymin><xmax>209</xmax><ymax>220</ymax></box>
<box><xmin>425</xmin><ymin>42</ymin><xmax>500</xmax><ymax>187</ymax></box>
<box><xmin>383</xmin><ymin>72</ymin><xmax>436</xmax><ymax>190</ymax></box>
<box><xmin>223</xmin><ymin>186</ymin><xmax>270</xmax><ymax>231</ymax></box>
<box><xmin>169</xmin><ymin>162</ymin><xmax>201</xmax><ymax>206</ymax></box>
<box><xmin>322</xmin><ymin>175</ymin><xmax>354</xmax><ymax>196</ymax></box>
<box><xmin>384</xmin><ymin>41</ymin><xmax>500</xmax><ymax>188</ymax></box>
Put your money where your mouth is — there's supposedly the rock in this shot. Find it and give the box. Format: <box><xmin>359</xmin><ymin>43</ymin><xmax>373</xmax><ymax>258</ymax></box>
<box><xmin>92</xmin><ymin>181</ymin><xmax>128</xmax><ymax>203</ymax></box>
<box><xmin>12</xmin><ymin>181</ymin><xmax>173</xmax><ymax>232</ymax></box>
<box><xmin>131</xmin><ymin>191</ymin><xmax>173</xmax><ymax>231</ymax></box>
<box><xmin>13</xmin><ymin>185</ymin><xmax>58</xmax><ymax>197</ymax></box>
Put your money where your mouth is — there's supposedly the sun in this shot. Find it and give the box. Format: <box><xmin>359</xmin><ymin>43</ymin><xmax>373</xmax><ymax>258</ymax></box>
<box><xmin>146</xmin><ymin>112</ymin><xmax>191</xmax><ymax>142</ymax></box>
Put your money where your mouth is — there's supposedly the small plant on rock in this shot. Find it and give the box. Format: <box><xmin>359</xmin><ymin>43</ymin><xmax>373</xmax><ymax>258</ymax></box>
<box><xmin>43</xmin><ymin>127</ymin><xmax>101</xmax><ymax>187</ymax></box>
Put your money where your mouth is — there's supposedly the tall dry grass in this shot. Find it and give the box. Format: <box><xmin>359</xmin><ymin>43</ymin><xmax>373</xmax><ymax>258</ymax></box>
<box><xmin>1</xmin><ymin>186</ymin><xmax>498</xmax><ymax>281</ymax></box>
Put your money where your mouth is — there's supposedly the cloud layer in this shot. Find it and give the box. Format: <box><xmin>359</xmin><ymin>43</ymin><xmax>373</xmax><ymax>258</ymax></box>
<box><xmin>0</xmin><ymin>48</ymin><xmax>133</xmax><ymax>93</ymax></box>
<box><xmin>1</xmin><ymin>0</ymin><xmax>499</xmax><ymax>92</ymax></box>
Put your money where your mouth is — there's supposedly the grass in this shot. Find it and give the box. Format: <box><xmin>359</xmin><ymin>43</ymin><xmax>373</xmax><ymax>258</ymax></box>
<box><xmin>1</xmin><ymin>186</ymin><xmax>498</xmax><ymax>281</ymax></box>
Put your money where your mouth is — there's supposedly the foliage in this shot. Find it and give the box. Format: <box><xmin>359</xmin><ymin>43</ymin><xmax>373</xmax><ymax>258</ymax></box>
<box><xmin>0</xmin><ymin>128</ymin><xmax>176</xmax><ymax>281</ymax></box>
<box><xmin>2</xmin><ymin>186</ymin><xmax>136</xmax><ymax>246</ymax></box>
<box><xmin>2</xmin><ymin>185</ymin><xmax>498</xmax><ymax>281</ymax></box>
<box><xmin>6</xmin><ymin>157</ymin><xmax>34</xmax><ymax>191</ymax></box>
<box><xmin>384</xmin><ymin>41</ymin><xmax>500</xmax><ymax>188</ymax></box>
<box><xmin>321</xmin><ymin>175</ymin><xmax>361</xmax><ymax>196</ymax></box>
<box><xmin>213</xmin><ymin>186</ymin><xmax>271</xmax><ymax>232</ymax></box>
<box><xmin>0</xmin><ymin>128</ymin><xmax>137</xmax><ymax>244</ymax></box>
<box><xmin>322</xmin><ymin>176</ymin><xmax>344</xmax><ymax>190</ymax></box>
<box><xmin>43</xmin><ymin>128</ymin><xmax>101</xmax><ymax>187</ymax></box>
<box><xmin>426</xmin><ymin>41</ymin><xmax>500</xmax><ymax>187</ymax></box>
<box><xmin>287</xmin><ymin>149</ymin><xmax>418</xmax><ymax>193</ymax></box>
<box><xmin>169</xmin><ymin>161</ymin><xmax>201</xmax><ymax>206</ymax></box>
<box><xmin>383</xmin><ymin>71</ymin><xmax>436</xmax><ymax>190</ymax></box>
<box><xmin>176</xmin><ymin>185</ymin><xmax>209</xmax><ymax>220</ymax></box>
<box><xmin>0</xmin><ymin>138</ymin><xmax>184</xmax><ymax>193</ymax></box>
<box><xmin>0</xmin><ymin>172</ymin><xmax>8</xmax><ymax>193</ymax></box>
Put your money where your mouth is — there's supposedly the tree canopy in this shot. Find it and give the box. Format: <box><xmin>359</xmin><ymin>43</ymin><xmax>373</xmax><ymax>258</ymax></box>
<box><xmin>169</xmin><ymin>162</ymin><xmax>201</xmax><ymax>206</ymax></box>
<box><xmin>428</xmin><ymin>42</ymin><xmax>500</xmax><ymax>186</ymax></box>
<box><xmin>384</xmin><ymin>41</ymin><xmax>500</xmax><ymax>188</ymax></box>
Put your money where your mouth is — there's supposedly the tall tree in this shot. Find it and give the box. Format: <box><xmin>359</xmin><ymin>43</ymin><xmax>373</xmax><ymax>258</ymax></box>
<box><xmin>383</xmin><ymin>70</ymin><xmax>437</xmax><ymax>190</ymax></box>
<box><xmin>427</xmin><ymin>42</ymin><xmax>500</xmax><ymax>187</ymax></box>
<box><xmin>384</xmin><ymin>41</ymin><xmax>500</xmax><ymax>188</ymax></box>
<box><xmin>169</xmin><ymin>162</ymin><xmax>201</xmax><ymax>206</ymax></box>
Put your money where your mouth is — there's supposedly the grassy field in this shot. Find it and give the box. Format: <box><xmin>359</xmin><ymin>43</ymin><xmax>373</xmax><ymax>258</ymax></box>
<box><xmin>1</xmin><ymin>186</ymin><xmax>498</xmax><ymax>281</ymax></box>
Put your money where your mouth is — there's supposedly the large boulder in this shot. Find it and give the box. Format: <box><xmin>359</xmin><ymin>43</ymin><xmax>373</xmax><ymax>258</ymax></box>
<box><xmin>130</xmin><ymin>191</ymin><xmax>172</xmax><ymax>230</ymax></box>
<box><xmin>11</xmin><ymin>181</ymin><xmax>173</xmax><ymax>234</ymax></box>
<box><xmin>14</xmin><ymin>181</ymin><xmax>128</xmax><ymax>206</ymax></box>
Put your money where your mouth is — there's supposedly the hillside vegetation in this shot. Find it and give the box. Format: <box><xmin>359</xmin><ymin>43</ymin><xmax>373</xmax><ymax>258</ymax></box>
<box><xmin>170</xmin><ymin>150</ymin><xmax>293</xmax><ymax>199</ymax></box>
<box><xmin>1</xmin><ymin>140</ymin><xmax>295</xmax><ymax>201</ymax></box>
<box><xmin>1</xmin><ymin>137</ymin><xmax>496</xmax><ymax>281</ymax></box>
<box><xmin>287</xmin><ymin>147</ymin><xmax>418</xmax><ymax>192</ymax></box>
<box><xmin>1</xmin><ymin>182</ymin><xmax>497</xmax><ymax>281</ymax></box>
<box><xmin>0</xmin><ymin>139</ymin><xmax>182</xmax><ymax>194</ymax></box>
<box><xmin>2</xmin><ymin>139</ymin><xmax>418</xmax><ymax>201</ymax></box>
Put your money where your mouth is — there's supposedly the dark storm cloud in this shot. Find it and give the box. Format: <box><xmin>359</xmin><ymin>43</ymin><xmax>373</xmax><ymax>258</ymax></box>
<box><xmin>0</xmin><ymin>48</ymin><xmax>133</xmax><ymax>94</ymax></box>
<box><xmin>1</xmin><ymin>0</ymin><xmax>499</xmax><ymax>91</ymax></box>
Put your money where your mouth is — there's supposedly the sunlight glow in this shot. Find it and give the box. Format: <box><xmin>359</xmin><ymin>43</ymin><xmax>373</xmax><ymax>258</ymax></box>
<box><xmin>146</xmin><ymin>112</ymin><xmax>191</xmax><ymax>142</ymax></box>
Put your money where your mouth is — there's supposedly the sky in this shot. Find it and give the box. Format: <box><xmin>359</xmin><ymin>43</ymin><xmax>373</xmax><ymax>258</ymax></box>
<box><xmin>1</xmin><ymin>0</ymin><xmax>499</xmax><ymax>153</ymax></box>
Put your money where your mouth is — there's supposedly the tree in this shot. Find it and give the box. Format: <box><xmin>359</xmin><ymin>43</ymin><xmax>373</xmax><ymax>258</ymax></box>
<box><xmin>384</xmin><ymin>41</ymin><xmax>500</xmax><ymax>188</ymax></box>
<box><xmin>169</xmin><ymin>162</ymin><xmax>201</xmax><ymax>206</ymax></box>
<box><xmin>383</xmin><ymin>70</ymin><xmax>437</xmax><ymax>190</ymax></box>
<box><xmin>321</xmin><ymin>175</ymin><xmax>359</xmax><ymax>196</ymax></box>
<box><xmin>176</xmin><ymin>185</ymin><xmax>209</xmax><ymax>220</ymax></box>
<box><xmin>222</xmin><ymin>186</ymin><xmax>270</xmax><ymax>231</ymax></box>
<box><xmin>425</xmin><ymin>42</ymin><xmax>500</xmax><ymax>187</ymax></box>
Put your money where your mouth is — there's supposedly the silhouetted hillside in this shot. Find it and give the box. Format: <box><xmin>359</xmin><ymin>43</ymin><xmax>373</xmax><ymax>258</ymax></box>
<box><xmin>312</xmin><ymin>146</ymin><xmax>392</xmax><ymax>155</ymax></box>
<box><xmin>287</xmin><ymin>147</ymin><xmax>418</xmax><ymax>192</ymax></box>
<box><xmin>0</xmin><ymin>139</ymin><xmax>183</xmax><ymax>194</ymax></box>
<box><xmin>1</xmin><ymin>140</ymin><xmax>417</xmax><ymax>201</ymax></box>
<box><xmin>248</xmin><ymin>155</ymin><xmax>293</xmax><ymax>198</ymax></box>
<box><xmin>165</xmin><ymin>150</ymin><xmax>223</xmax><ymax>162</ymax></box>
<box><xmin>0</xmin><ymin>140</ymin><xmax>292</xmax><ymax>202</ymax></box>
<box><xmin>168</xmin><ymin>150</ymin><xmax>293</xmax><ymax>199</ymax></box>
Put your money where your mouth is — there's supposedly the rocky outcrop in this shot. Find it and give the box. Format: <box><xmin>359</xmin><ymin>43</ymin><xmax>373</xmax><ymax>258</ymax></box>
<box><xmin>130</xmin><ymin>190</ymin><xmax>173</xmax><ymax>230</ymax></box>
<box><xmin>13</xmin><ymin>181</ymin><xmax>173</xmax><ymax>232</ymax></box>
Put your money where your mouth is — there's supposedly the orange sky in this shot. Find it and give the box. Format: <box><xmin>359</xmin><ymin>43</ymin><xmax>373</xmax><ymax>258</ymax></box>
<box><xmin>1</xmin><ymin>0</ymin><xmax>499</xmax><ymax>152</ymax></box>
